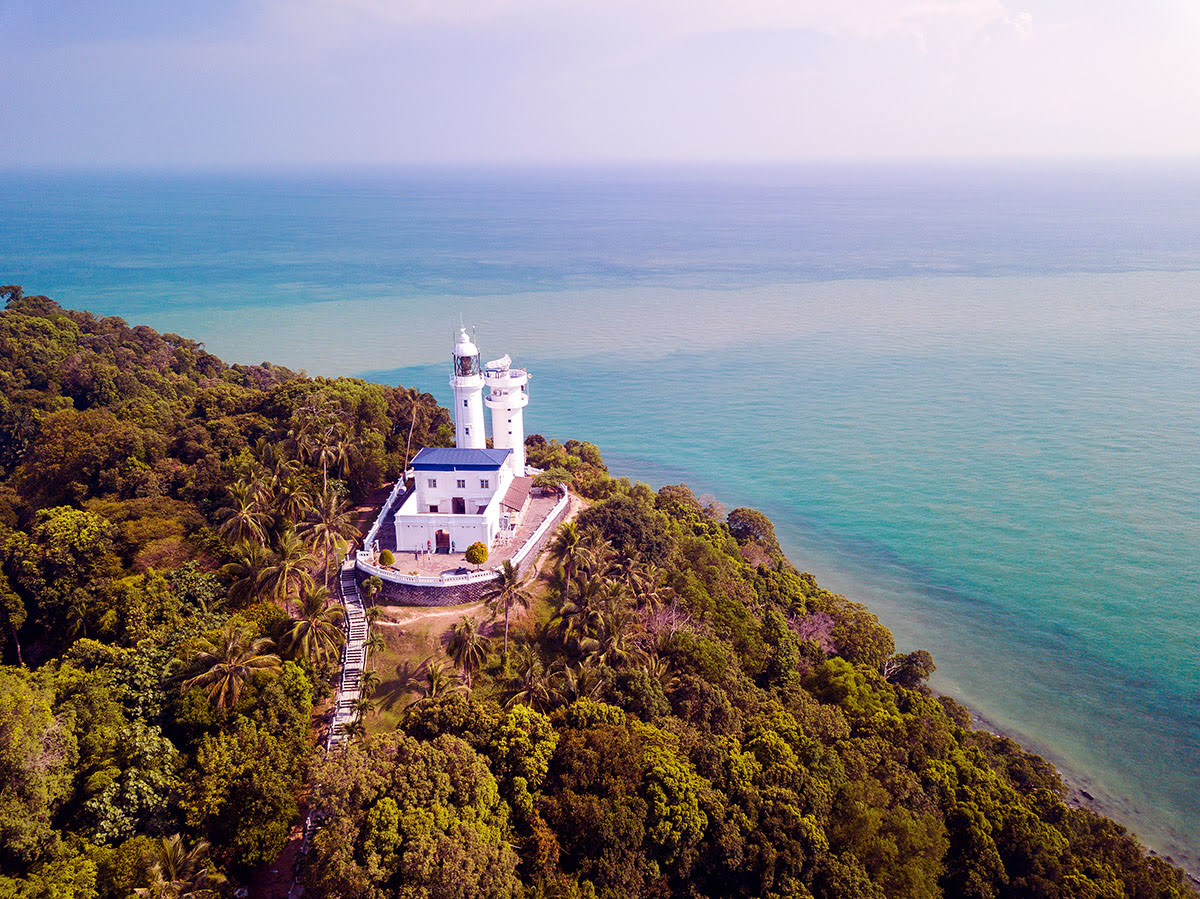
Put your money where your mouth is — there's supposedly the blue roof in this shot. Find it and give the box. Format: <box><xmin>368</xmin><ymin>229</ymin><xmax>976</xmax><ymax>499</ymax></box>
<box><xmin>410</xmin><ymin>447</ymin><xmax>512</xmax><ymax>470</ymax></box>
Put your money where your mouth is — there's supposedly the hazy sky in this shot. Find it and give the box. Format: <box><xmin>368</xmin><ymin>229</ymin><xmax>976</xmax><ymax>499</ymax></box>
<box><xmin>3</xmin><ymin>0</ymin><xmax>1199</xmax><ymax>167</ymax></box>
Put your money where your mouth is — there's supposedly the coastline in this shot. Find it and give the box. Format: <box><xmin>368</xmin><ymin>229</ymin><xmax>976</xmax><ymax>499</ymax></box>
<box><xmin>965</xmin><ymin>706</ymin><xmax>1200</xmax><ymax>882</ymax></box>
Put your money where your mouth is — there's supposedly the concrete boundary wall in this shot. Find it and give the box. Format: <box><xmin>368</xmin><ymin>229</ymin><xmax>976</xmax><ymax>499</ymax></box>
<box><xmin>358</xmin><ymin>487</ymin><xmax>571</xmax><ymax>606</ymax></box>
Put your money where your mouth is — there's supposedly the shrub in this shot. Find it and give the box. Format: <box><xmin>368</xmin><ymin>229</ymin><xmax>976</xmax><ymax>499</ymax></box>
<box><xmin>379</xmin><ymin>549</ymin><xmax>394</xmax><ymax>566</ymax></box>
<box><xmin>465</xmin><ymin>541</ymin><xmax>488</xmax><ymax>567</ymax></box>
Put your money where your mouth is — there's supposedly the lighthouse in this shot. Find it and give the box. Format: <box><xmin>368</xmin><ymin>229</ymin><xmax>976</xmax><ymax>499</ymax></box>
<box><xmin>450</xmin><ymin>328</ymin><xmax>485</xmax><ymax>449</ymax></box>
<box><xmin>484</xmin><ymin>354</ymin><xmax>529</xmax><ymax>474</ymax></box>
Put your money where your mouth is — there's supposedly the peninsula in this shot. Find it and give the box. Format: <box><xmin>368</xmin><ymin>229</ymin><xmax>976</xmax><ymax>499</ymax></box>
<box><xmin>0</xmin><ymin>288</ymin><xmax>1192</xmax><ymax>899</ymax></box>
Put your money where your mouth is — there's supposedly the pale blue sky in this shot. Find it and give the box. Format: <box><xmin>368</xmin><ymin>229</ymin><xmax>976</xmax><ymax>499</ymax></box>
<box><xmin>2</xmin><ymin>0</ymin><xmax>1199</xmax><ymax>167</ymax></box>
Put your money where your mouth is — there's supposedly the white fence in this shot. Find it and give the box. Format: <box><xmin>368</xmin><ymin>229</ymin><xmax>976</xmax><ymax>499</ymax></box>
<box><xmin>511</xmin><ymin>487</ymin><xmax>570</xmax><ymax>569</ymax></box>
<box><xmin>361</xmin><ymin>477</ymin><xmax>410</xmax><ymax>551</ymax></box>
<box><xmin>355</xmin><ymin>554</ymin><xmax>500</xmax><ymax>587</ymax></box>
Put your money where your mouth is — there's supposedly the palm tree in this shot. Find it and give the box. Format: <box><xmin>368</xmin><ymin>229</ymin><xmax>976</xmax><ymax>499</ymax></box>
<box><xmin>503</xmin><ymin>645</ymin><xmax>554</xmax><ymax>711</ymax></box>
<box><xmin>577</xmin><ymin>525</ymin><xmax>614</xmax><ymax>577</ymax></box>
<box><xmin>302</xmin><ymin>487</ymin><xmax>359</xmax><ymax>587</ymax></box>
<box><xmin>353</xmin><ymin>697</ymin><xmax>376</xmax><ymax>720</ymax></box>
<box><xmin>181</xmin><ymin>622</ymin><xmax>281</xmax><ymax>710</ymax></box>
<box><xmin>260</xmin><ymin>528</ymin><xmax>316</xmax><ymax>614</ymax></box>
<box><xmin>642</xmin><ymin>652</ymin><xmax>679</xmax><ymax>693</ymax></box>
<box><xmin>401</xmin><ymin>387</ymin><xmax>426</xmax><ymax>475</ymax></box>
<box><xmin>221</xmin><ymin>541</ymin><xmax>272</xmax><ymax>608</ymax></box>
<box><xmin>273</xmin><ymin>473</ymin><xmax>314</xmax><ymax>529</ymax></box>
<box><xmin>483</xmin><ymin>561</ymin><xmax>531</xmax><ymax>658</ymax></box>
<box><xmin>361</xmin><ymin>668</ymin><xmax>381</xmax><ymax>698</ymax></box>
<box><xmin>582</xmin><ymin>606</ymin><xmax>642</xmax><ymax>668</ymax></box>
<box><xmin>627</xmin><ymin>561</ymin><xmax>669</xmax><ymax>611</ymax></box>
<box><xmin>408</xmin><ymin>659</ymin><xmax>463</xmax><ymax>707</ymax></box>
<box><xmin>446</xmin><ymin>615</ymin><xmax>490</xmax><ymax>687</ymax></box>
<box><xmin>281</xmin><ymin>586</ymin><xmax>345</xmax><ymax>665</ymax></box>
<box><xmin>216</xmin><ymin>479</ymin><xmax>269</xmax><ymax>546</ymax></box>
<box><xmin>315</xmin><ymin>439</ymin><xmax>339</xmax><ymax>494</ymax></box>
<box><xmin>362</xmin><ymin>576</ymin><xmax>383</xmax><ymax>608</ymax></box>
<box><xmin>547</xmin><ymin>521</ymin><xmax>582</xmax><ymax>605</ymax></box>
<box><xmin>365</xmin><ymin>632</ymin><xmax>385</xmax><ymax>658</ymax></box>
<box><xmin>135</xmin><ymin>834</ymin><xmax>226</xmax><ymax>899</ymax></box>
<box><xmin>554</xmin><ymin>661</ymin><xmax>605</xmax><ymax>705</ymax></box>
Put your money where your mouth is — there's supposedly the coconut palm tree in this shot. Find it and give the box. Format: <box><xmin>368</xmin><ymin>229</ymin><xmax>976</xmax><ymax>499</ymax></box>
<box><xmin>483</xmin><ymin>560</ymin><xmax>531</xmax><ymax>658</ymax></box>
<box><xmin>554</xmin><ymin>660</ymin><xmax>605</xmax><ymax>705</ymax></box>
<box><xmin>302</xmin><ymin>486</ymin><xmax>359</xmax><ymax>587</ymax></box>
<box><xmin>362</xmin><ymin>576</ymin><xmax>383</xmax><ymax>608</ymax></box>
<box><xmin>361</xmin><ymin>668</ymin><xmax>381</xmax><ymax>698</ymax></box>
<box><xmin>281</xmin><ymin>586</ymin><xmax>345</xmax><ymax>665</ymax></box>
<box><xmin>503</xmin><ymin>645</ymin><xmax>555</xmax><ymax>711</ymax></box>
<box><xmin>642</xmin><ymin>652</ymin><xmax>679</xmax><ymax>693</ymax></box>
<box><xmin>547</xmin><ymin>521</ymin><xmax>583</xmax><ymax>604</ymax></box>
<box><xmin>577</xmin><ymin>525</ymin><xmax>614</xmax><ymax>576</ymax></box>
<box><xmin>221</xmin><ymin>540</ymin><xmax>272</xmax><ymax>608</ymax></box>
<box><xmin>582</xmin><ymin>606</ymin><xmax>642</xmax><ymax>669</ymax></box>
<box><xmin>353</xmin><ymin>697</ymin><xmax>376</xmax><ymax>720</ymax></box>
<box><xmin>260</xmin><ymin>528</ymin><xmax>316</xmax><ymax>614</ymax></box>
<box><xmin>134</xmin><ymin>834</ymin><xmax>225</xmax><ymax>899</ymax></box>
<box><xmin>408</xmin><ymin>659</ymin><xmax>463</xmax><ymax>708</ymax></box>
<box><xmin>365</xmin><ymin>631</ymin><xmax>385</xmax><ymax>658</ymax></box>
<box><xmin>273</xmin><ymin>473</ymin><xmax>314</xmax><ymax>529</ymax></box>
<box><xmin>627</xmin><ymin>561</ymin><xmax>670</xmax><ymax>611</ymax></box>
<box><xmin>216</xmin><ymin>479</ymin><xmax>269</xmax><ymax>546</ymax></box>
<box><xmin>181</xmin><ymin>622</ymin><xmax>281</xmax><ymax>710</ymax></box>
<box><xmin>446</xmin><ymin>615</ymin><xmax>490</xmax><ymax>687</ymax></box>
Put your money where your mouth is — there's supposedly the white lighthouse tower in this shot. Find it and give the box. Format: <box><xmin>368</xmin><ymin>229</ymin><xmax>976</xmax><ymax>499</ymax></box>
<box><xmin>484</xmin><ymin>354</ymin><xmax>529</xmax><ymax>475</ymax></box>
<box><xmin>450</xmin><ymin>328</ymin><xmax>485</xmax><ymax>449</ymax></box>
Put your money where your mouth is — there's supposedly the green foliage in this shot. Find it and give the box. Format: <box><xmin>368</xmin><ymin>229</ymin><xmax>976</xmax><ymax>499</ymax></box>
<box><xmin>0</xmin><ymin>667</ymin><xmax>77</xmax><ymax>865</ymax></box>
<box><xmin>379</xmin><ymin>548</ymin><xmax>394</xmax><ymax>566</ymax></box>
<box><xmin>306</xmin><ymin>732</ymin><xmax>521</xmax><ymax>899</ymax></box>
<box><xmin>465</xmin><ymin>541</ymin><xmax>489</xmax><ymax>567</ymax></box>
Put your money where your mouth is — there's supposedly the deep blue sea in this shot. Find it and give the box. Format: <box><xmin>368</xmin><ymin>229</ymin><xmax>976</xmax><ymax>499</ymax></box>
<box><xmin>3</xmin><ymin>165</ymin><xmax>1199</xmax><ymax>868</ymax></box>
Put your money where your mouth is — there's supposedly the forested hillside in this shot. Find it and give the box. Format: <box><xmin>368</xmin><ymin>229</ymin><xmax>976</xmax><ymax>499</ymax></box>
<box><xmin>0</xmin><ymin>289</ymin><xmax>1192</xmax><ymax>899</ymax></box>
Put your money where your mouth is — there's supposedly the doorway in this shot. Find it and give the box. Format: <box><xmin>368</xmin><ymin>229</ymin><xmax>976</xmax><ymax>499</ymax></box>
<box><xmin>435</xmin><ymin>530</ymin><xmax>450</xmax><ymax>553</ymax></box>
<box><xmin>452</xmin><ymin>497</ymin><xmax>466</xmax><ymax>514</ymax></box>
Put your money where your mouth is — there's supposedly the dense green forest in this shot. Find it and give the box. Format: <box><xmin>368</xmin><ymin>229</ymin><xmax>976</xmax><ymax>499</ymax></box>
<box><xmin>0</xmin><ymin>288</ymin><xmax>1193</xmax><ymax>899</ymax></box>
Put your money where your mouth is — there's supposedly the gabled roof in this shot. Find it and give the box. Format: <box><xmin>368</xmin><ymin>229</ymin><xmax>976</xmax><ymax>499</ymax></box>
<box><xmin>501</xmin><ymin>476</ymin><xmax>533</xmax><ymax>511</ymax></box>
<box><xmin>410</xmin><ymin>447</ymin><xmax>512</xmax><ymax>470</ymax></box>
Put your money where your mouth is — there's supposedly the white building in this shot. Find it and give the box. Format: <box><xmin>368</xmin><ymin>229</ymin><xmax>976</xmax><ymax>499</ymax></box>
<box><xmin>391</xmin><ymin>328</ymin><xmax>533</xmax><ymax>554</ymax></box>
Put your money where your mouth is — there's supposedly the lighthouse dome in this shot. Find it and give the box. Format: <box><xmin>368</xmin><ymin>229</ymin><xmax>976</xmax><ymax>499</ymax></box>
<box><xmin>454</xmin><ymin>328</ymin><xmax>478</xmax><ymax>358</ymax></box>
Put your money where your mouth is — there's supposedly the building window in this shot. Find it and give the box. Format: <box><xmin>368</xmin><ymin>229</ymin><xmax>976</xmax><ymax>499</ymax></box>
<box><xmin>463</xmin><ymin>399</ymin><xmax>468</xmax><ymax>407</ymax></box>
<box><xmin>428</xmin><ymin>504</ymin><xmax>439</xmax><ymax>513</ymax></box>
<box><xmin>480</xmin><ymin>479</ymin><xmax>489</xmax><ymax>489</ymax></box>
<box><xmin>456</xmin><ymin>479</ymin><xmax>466</xmax><ymax>488</ymax></box>
<box><xmin>427</xmin><ymin>478</ymin><xmax>437</xmax><ymax>488</ymax></box>
<box><xmin>465</xmin><ymin>427</ymin><xmax>470</xmax><ymax>435</ymax></box>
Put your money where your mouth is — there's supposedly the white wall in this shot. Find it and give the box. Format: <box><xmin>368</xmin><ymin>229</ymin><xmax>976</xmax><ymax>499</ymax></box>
<box><xmin>414</xmin><ymin>464</ymin><xmax>512</xmax><ymax>514</ymax></box>
<box><xmin>394</xmin><ymin>475</ymin><xmax>508</xmax><ymax>553</ymax></box>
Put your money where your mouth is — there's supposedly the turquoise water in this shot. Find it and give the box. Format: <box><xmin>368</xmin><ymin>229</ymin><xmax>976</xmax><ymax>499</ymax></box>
<box><xmin>3</xmin><ymin>168</ymin><xmax>1199</xmax><ymax>867</ymax></box>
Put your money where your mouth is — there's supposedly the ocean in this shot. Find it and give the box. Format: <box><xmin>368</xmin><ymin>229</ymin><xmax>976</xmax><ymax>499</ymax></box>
<box><xmin>3</xmin><ymin>165</ymin><xmax>1199</xmax><ymax>868</ymax></box>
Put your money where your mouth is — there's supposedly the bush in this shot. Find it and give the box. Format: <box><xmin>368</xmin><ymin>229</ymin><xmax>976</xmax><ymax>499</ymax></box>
<box><xmin>379</xmin><ymin>549</ymin><xmax>394</xmax><ymax>566</ymax></box>
<box><xmin>465</xmin><ymin>541</ymin><xmax>488</xmax><ymax>567</ymax></box>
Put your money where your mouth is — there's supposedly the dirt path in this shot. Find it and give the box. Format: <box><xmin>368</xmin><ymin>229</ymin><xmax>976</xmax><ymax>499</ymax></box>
<box><xmin>374</xmin><ymin>602</ymin><xmax>487</xmax><ymax>630</ymax></box>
